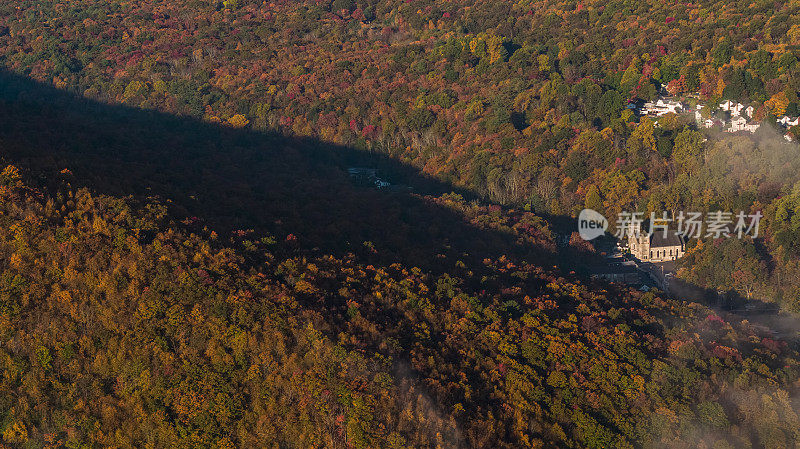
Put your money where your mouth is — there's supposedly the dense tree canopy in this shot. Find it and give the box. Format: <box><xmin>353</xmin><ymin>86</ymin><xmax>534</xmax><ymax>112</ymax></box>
<box><xmin>2</xmin><ymin>0</ymin><xmax>800</xmax><ymax>447</ymax></box>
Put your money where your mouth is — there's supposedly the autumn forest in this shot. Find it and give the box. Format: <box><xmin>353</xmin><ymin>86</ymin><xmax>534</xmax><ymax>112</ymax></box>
<box><xmin>2</xmin><ymin>0</ymin><xmax>800</xmax><ymax>448</ymax></box>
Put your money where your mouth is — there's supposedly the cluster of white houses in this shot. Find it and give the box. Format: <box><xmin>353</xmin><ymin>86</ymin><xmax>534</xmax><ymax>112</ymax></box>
<box><xmin>632</xmin><ymin>96</ymin><xmax>799</xmax><ymax>141</ymax></box>
<box><xmin>716</xmin><ymin>100</ymin><xmax>760</xmax><ymax>133</ymax></box>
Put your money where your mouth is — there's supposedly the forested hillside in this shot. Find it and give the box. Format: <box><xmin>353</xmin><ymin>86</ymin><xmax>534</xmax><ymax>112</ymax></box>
<box><xmin>2</xmin><ymin>0</ymin><xmax>800</xmax><ymax>447</ymax></box>
<box><xmin>0</xmin><ymin>65</ymin><xmax>798</xmax><ymax>449</ymax></box>
<box><xmin>3</xmin><ymin>0</ymin><xmax>800</xmax><ymax>307</ymax></box>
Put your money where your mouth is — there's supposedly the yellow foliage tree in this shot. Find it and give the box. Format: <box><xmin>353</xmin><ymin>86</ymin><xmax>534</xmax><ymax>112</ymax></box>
<box><xmin>226</xmin><ymin>114</ymin><xmax>250</xmax><ymax>128</ymax></box>
<box><xmin>2</xmin><ymin>421</ymin><xmax>28</xmax><ymax>444</ymax></box>
<box><xmin>1</xmin><ymin>165</ymin><xmax>22</xmax><ymax>186</ymax></box>
<box><xmin>766</xmin><ymin>92</ymin><xmax>790</xmax><ymax>117</ymax></box>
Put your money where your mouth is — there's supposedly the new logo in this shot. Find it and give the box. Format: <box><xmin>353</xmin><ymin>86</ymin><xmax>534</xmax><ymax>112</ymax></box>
<box><xmin>578</xmin><ymin>209</ymin><xmax>608</xmax><ymax>240</ymax></box>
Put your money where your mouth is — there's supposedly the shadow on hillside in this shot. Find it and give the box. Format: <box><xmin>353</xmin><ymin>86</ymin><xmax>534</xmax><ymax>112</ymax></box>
<box><xmin>667</xmin><ymin>277</ymin><xmax>800</xmax><ymax>341</ymax></box>
<box><xmin>669</xmin><ymin>278</ymin><xmax>780</xmax><ymax>314</ymax></box>
<box><xmin>0</xmin><ymin>69</ymin><xmax>558</xmax><ymax>273</ymax></box>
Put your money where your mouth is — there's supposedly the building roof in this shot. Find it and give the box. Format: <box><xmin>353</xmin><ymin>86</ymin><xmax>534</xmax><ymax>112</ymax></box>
<box><xmin>650</xmin><ymin>232</ymin><xmax>683</xmax><ymax>248</ymax></box>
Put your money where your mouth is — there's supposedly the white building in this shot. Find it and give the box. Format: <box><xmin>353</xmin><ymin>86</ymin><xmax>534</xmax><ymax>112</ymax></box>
<box><xmin>719</xmin><ymin>100</ymin><xmax>745</xmax><ymax>117</ymax></box>
<box><xmin>694</xmin><ymin>104</ymin><xmax>704</xmax><ymax>123</ymax></box>
<box><xmin>744</xmin><ymin>105</ymin><xmax>754</xmax><ymax>118</ymax></box>
<box><xmin>727</xmin><ymin>116</ymin><xmax>760</xmax><ymax>133</ymax></box>
<box><xmin>629</xmin><ymin>232</ymin><xmax>685</xmax><ymax>262</ymax></box>
<box><xmin>642</xmin><ymin>98</ymin><xmax>684</xmax><ymax>117</ymax></box>
<box><xmin>728</xmin><ymin>116</ymin><xmax>747</xmax><ymax>132</ymax></box>
<box><xmin>778</xmin><ymin>116</ymin><xmax>799</xmax><ymax>128</ymax></box>
<box><xmin>625</xmin><ymin>220</ymin><xmax>686</xmax><ymax>263</ymax></box>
